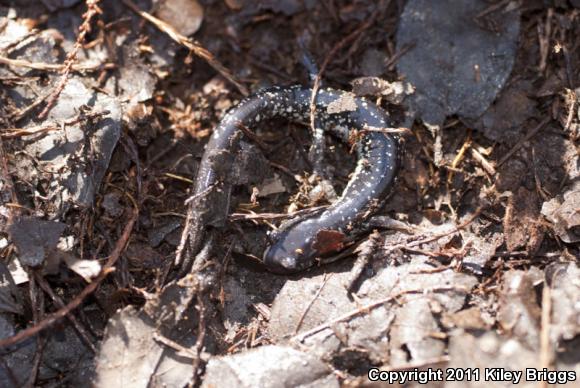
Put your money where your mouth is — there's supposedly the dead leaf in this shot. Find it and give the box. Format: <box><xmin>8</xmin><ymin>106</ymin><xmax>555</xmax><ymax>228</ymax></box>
<box><xmin>8</xmin><ymin>217</ymin><xmax>66</xmax><ymax>267</ymax></box>
<box><xmin>541</xmin><ymin>184</ymin><xmax>580</xmax><ymax>243</ymax></box>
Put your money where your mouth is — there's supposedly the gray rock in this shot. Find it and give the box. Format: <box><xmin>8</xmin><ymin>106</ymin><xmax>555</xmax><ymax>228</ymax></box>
<box><xmin>201</xmin><ymin>345</ymin><xmax>337</xmax><ymax>388</ymax></box>
<box><xmin>447</xmin><ymin>331</ymin><xmax>538</xmax><ymax>388</ymax></box>
<box><xmin>389</xmin><ymin>298</ymin><xmax>446</xmax><ymax>364</ymax></box>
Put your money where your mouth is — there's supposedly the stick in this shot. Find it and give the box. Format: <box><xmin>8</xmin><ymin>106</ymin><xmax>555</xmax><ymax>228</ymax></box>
<box><xmin>122</xmin><ymin>0</ymin><xmax>247</xmax><ymax>96</ymax></box>
<box><xmin>0</xmin><ymin>207</ymin><xmax>138</xmax><ymax>349</ymax></box>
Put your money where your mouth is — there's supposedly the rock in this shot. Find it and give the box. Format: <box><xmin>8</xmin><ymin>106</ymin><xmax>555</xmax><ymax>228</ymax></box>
<box><xmin>201</xmin><ymin>345</ymin><xmax>337</xmax><ymax>388</ymax></box>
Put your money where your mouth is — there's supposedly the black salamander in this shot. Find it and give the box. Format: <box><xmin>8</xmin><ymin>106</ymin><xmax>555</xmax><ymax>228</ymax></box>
<box><xmin>193</xmin><ymin>85</ymin><xmax>400</xmax><ymax>274</ymax></box>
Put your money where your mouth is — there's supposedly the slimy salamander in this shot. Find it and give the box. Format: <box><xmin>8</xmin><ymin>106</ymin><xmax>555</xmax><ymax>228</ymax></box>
<box><xmin>192</xmin><ymin>85</ymin><xmax>401</xmax><ymax>274</ymax></box>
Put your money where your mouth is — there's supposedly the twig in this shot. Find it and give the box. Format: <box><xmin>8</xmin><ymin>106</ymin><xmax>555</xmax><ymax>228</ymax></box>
<box><xmin>184</xmin><ymin>183</ymin><xmax>216</xmax><ymax>205</ymax></box>
<box><xmin>2</xmin><ymin>124</ymin><xmax>60</xmax><ymax>139</ymax></box>
<box><xmin>539</xmin><ymin>284</ymin><xmax>552</xmax><ymax>388</ymax></box>
<box><xmin>229</xmin><ymin>206</ymin><xmax>326</xmax><ymax>222</ymax></box>
<box><xmin>24</xmin><ymin>338</ymin><xmax>45</xmax><ymax>388</ymax></box>
<box><xmin>34</xmin><ymin>272</ymin><xmax>97</xmax><ymax>353</ymax></box>
<box><xmin>0</xmin><ymin>137</ymin><xmax>20</xmax><ymax>218</ymax></box>
<box><xmin>308</xmin><ymin>0</ymin><xmax>387</xmax><ymax>135</ymax></box>
<box><xmin>292</xmin><ymin>286</ymin><xmax>469</xmax><ymax>342</ymax></box>
<box><xmin>268</xmin><ymin>161</ymin><xmax>295</xmax><ymax>178</ymax></box>
<box><xmin>345</xmin><ymin>230</ymin><xmax>381</xmax><ymax>292</ymax></box>
<box><xmin>236</xmin><ymin>121</ymin><xmax>269</xmax><ymax>150</ymax></box>
<box><xmin>153</xmin><ymin>333</ymin><xmax>201</xmax><ymax>359</ymax></box>
<box><xmin>25</xmin><ymin>275</ymin><xmax>45</xmax><ymax>388</ymax></box>
<box><xmin>447</xmin><ymin>134</ymin><xmax>471</xmax><ymax>183</ymax></box>
<box><xmin>0</xmin><ymin>55</ymin><xmax>112</xmax><ymax>72</ymax></box>
<box><xmin>2</xmin><ymin>109</ymin><xmax>109</xmax><ymax>139</ymax></box>
<box><xmin>475</xmin><ymin>0</ymin><xmax>511</xmax><ymax>18</ymax></box>
<box><xmin>190</xmin><ymin>294</ymin><xmax>207</xmax><ymax>387</ymax></box>
<box><xmin>497</xmin><ymin>117</ymin><xmax>550</xmax><ymax>168</ymax></box>
<box><xmin>174</xmin><ymin>211</ymin><xmax>193</xmax><ymax>267</ymax></box>
<box><xmin>367</xmin><ymin>216</ymin><xmax>417</xmax><ymax>234</ymax></box>
<box><xmin>164</xmin><ymin>173</ymin><xmax>194</xmax><ymax>184</ymax></box>
<box><xmin>471</xmin><ymin>147</ymin><xmax>496</xmax><ymax>176</ymax></box>
<box><xmin>10</xmin><ymin>92</ymin><xmax>51</xmax><ymax>121</ymax></box>
<box><xmin>403</xmin><ymin>208</ymin><xmax>482</xmax><ymax>249</ymax></box>
<box><xmin>361</xmin><ymin>125</ymin><xmax>411</xmax><ymax>135</ymax></box>
<box><xmin>294</xmin><ymin>273</ymin><xmax>330</xmax><ymax>334</ymax></box>
<box><xmin>385</xmin><ymin>42</ymin><xmax>415</xmax><ymax>71</ymax></box>
<box><xmin>0</xmin><ymin>207</ymin><xmax>138</xmax><ymax>349</ymax></box>
<box><xmin>563</xmin><ymin>88</ymin><xmax>577</xmax><ymax>133</ymax></box>
<box><xmin>39</xmin><ymin>0</ymin><xmax>103</xmax><ymax>120</ymax></box>
<box><xmin>537</xmin><ymin>8</ymin><xmax>553</xmax><ymax>72</ymax></box>
<box><xmin>122</xmin><ymin>0</ymin><xmax>248</xmax><ymax>96</ymax></box>
<box><xmin>147</xmin><ymin>304</ymin><xmax>212</xmax><ymax>383</ymax></box>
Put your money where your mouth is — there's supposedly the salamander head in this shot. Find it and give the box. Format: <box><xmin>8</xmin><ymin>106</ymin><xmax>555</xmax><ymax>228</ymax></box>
<box><xmin>263</xmin><ymin>227</ymin><xmax>317</xmax><ymax>274</ymax></box>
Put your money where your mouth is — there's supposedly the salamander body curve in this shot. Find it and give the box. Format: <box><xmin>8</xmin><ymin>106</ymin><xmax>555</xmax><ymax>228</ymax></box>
<box><xmin>193</xmin><ymin>85</ymin><xmax>401</xmax><ymax>274</ymax></box>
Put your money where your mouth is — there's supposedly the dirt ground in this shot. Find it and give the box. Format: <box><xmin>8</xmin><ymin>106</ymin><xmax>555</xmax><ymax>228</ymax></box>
<box><xmin>0</xmin><ymin>0</ymin><xmax>579</xmax><ymax>387</ymax></box>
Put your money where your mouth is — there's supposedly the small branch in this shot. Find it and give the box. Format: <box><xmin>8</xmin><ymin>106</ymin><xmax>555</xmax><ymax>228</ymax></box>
<box><xmin>10</xmin><ymin>93</ymin><xmax>51</xmax><ymax>122</ymax></box>
<box><xmin>345</xmin><ymin>230</ymin><xmax>382</xmax><ymax>292</ymax></box>
<box><xmin>403</xmin><ymin>208</ymin><xmax>482</xmax><ymax>249</ymax></box>
<box><xmin>308</xmin><ymin>0</ymin><xmax>387</xmax><ymax>134</ymax></box>
<box><xmin>38</xmin><ymin>0</ymin><xmax>103</xmax><ymax>120</ymax></box>
<box><xmin>0</xmin><ymin>137</ymin><xmax>20</xmax><ymax>219</ymax></box>
<box><xmin>0</xmin><ymin>55</ymin><xmax>112</xmax><ymax>72</ymax></box>
<box><xmin>385</xmin><ymin>43</ymin><xmax>415</xmax><ymax>71</ymax></box>
<box><xmin>292</xmin><ymin>286</ymin><xmax>469</xmax><ymax>342</ymax></box>
<box><xmin>153</xmin><ymin>333</ymin><xmax>205</xmax><ymax>360</ymax></box>
<box><xmin>0</xmin><ymin>207</ymin><xmax>138</xmax><ymax>349</ymax></box>
<box><xmin>294</xmin><ymin>274</ymin><xmax>330</xmax><ymax>334</ymax></box>
<box><xmin>539</xmin><ymin>284</ymin><xmax>552</xmax><ymax>388</ymax></box>
<box><xmin>361</xmin><ymin>125</ymin><xmax>411</xmax><ymax>135</ymax></box>
<box><xmin>34</xmin><ymin>272</ymin><xmax>97</xmax><ymax>354</ymax></box>
<box><xmin>471</xmin><ymin>146</ymin><xmax>496</xmax><ymax>176</ymax></box>
<box><xmin>229</xmin><ymin>206</ymin><xmax>326</xmax><ymax>222</ymax></box>
<box><xmin>122</xmin><ymin>0</ymin><xmax>248</xmax><ymax>96</ymax></box>
<box><xmin>2</xmin><ymin>110</ymin><xmax>109</xmax><ymax>139</ymax></box>
<box><xmin>497</xmin><ymin>117</ymin><xmax>550</xmax><ymax>168</ymax></box>
<box><xmin>190</xmin><ymin>294</ymin><xmax>207</xmax><ymax>387</ymax></box>
<box><xmin>236</xmin><ymin>121</ymin><xmax>269</xmax><ymax>150</ymax></box>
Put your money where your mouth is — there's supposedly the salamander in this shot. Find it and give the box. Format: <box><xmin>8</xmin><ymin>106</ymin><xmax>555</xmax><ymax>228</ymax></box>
<box><xmin>192</xmin><ymin>85</ymin><xmax>401</xmax><ymax>274</ymax></box>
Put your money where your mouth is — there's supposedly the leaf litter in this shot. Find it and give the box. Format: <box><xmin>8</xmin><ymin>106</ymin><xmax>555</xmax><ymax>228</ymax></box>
<box><xmin>0</xmin><ymin>0</ymin><xmax>578</xmax><ymax>386</ymax></box>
